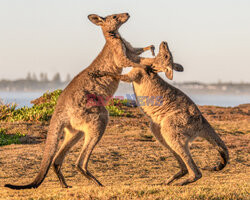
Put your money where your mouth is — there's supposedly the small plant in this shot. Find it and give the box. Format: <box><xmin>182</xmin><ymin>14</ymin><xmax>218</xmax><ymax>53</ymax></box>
<box><xmin>0</xmin><ymin>128</ymin><xmax>25</xmax><ymax>146</ymax></box>
<box><xmin>0</xmin><ymin>90</ymin><xmax>132</xmax><ymax>121</ymax></box>
<box><xmin>0</xmin><ymin>90</ymin><xmax>62</xmax><ymax>122</ymax></box>
<box><xmin>108</xmin><ymin>98</ymin><xmax>129</xmax><ymax>106</ymax></box>
<box><xmin>0</xmin><ymin>103</ymin><xmax>17</xmax><ymax>121</ymax></box>
<box><xmin>106</xmin><ymin>105</ymin><xmax>125</xmax><ymax>116</ymax></box>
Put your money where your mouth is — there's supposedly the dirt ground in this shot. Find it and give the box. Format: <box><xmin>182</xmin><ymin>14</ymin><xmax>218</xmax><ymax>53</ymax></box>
<box><xmin>0</xmin><ymin>104</ymin><xmax>249</xmax><ymax>199</ymax></box>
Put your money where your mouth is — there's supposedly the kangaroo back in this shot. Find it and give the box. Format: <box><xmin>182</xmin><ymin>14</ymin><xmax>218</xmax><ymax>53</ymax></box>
<box><xmin>5</xmin><ymin>114</ymin><xmax>65</xmax><ymax>189</ymax></box>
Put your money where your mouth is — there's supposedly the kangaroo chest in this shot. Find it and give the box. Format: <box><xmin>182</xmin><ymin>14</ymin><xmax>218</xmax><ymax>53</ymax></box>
<box><xmin>132</xmin><ymin>76</ymin><xmax>170</xmax><ymax>123</ymax></box>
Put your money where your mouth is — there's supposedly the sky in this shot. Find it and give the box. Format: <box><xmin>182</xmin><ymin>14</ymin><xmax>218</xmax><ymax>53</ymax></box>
<box><xmin>0</xmin><ymin>0</ymin><xmax>249</xmax><ymax>83</ymax></box>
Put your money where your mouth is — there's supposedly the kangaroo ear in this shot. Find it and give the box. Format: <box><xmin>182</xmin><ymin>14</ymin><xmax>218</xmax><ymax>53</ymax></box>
<box><xmin>88</xmin><ymin>14</ymin><xmax>104</xmax><ymax>26</ymax></box>
<box><xmin>173</xmin><ymin>63</ymin><xmax>184</xmax><ymax>72</ymax></box>
<box><xmin>165</xmin><ymin>67</ymin><xmax>173</xmax><ymax>80</ymax></box>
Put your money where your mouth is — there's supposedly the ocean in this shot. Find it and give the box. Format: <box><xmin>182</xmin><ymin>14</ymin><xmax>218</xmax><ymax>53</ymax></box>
<box><xmin>0</xmin><ymin>88</ymin><xmax>250</xmax><ymax>108</ymax></box>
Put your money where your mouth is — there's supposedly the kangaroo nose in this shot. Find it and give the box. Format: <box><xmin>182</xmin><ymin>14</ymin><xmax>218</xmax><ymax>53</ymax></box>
<box><xmin>126</xmin><ymin>13</ymin><xmax>130</xmax><ymax>17</ymax></box>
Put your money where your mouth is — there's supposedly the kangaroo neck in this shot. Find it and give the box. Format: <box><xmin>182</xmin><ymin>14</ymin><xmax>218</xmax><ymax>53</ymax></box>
<box><xmin>133</xmin><ymin>72</ymin><xmax>171</xmax><ymax>97</ymax></box>
<box><xmin>103</xmin><ymin>29</ymin><xmax>121</xmax><ymax>41</ymax></box>
<box><xmin>88</xmin><ymin>41</ymin><xmax>122</xmax><ymax>75</ymax></box>
<box><xmin>88</xmin><ymin>29</ymin><xmax>123</xmax><ymax>75</ymax></box>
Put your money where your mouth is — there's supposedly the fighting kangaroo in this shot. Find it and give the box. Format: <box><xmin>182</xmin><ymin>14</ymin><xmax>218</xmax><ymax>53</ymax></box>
<box><xmin>5</xmin><ymin>13</ymin><xmax>156</xmax><ymax>190</ymax></box>
<box><xmin>95</xmin><ymin>41</ymin><xmax>229</xmax><ymax>186</ymax></box>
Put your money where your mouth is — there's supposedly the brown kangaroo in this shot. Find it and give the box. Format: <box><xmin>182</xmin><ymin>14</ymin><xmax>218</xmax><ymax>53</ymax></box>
<box><xmin>95</xmin><ymin>41</ymin><xmax>229</xmax><ymax>186</ymax></box>
<box><xmin>4</xmin><ymin>13</ymin><xmax>156</xmax><ymax>190</ymax></box>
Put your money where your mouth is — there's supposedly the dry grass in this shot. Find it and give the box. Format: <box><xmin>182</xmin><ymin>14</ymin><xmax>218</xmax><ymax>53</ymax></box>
<box><xmin>0</xmin><ymin>105</ymin><xmax>249</xmax><ymax>199</ymax></box>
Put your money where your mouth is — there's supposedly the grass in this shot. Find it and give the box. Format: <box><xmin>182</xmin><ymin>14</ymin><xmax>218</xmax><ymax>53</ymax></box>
<box><xmin>0</xmin><ymin>125</ymin><xmax>249</xmax><ymax>199</ymax></box>
<box><xmin>0</xmin><ymin>91</ymin><xmax>249</xmax><ymax>199</ymax></box>
<box><xmin>1</xmin><ymin>184</ymin><xmax>247</xmax><ymax>200</ymax></box>
<box><xmin>0</xmin><ymin>128</ymin><xmax>25</xmax><ymax>146</ymax></box>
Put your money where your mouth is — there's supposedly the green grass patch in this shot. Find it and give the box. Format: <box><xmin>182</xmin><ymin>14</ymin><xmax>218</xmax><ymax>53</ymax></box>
<box><xmin>0</xmin><ymin>128</ymin><xmax>25</xmax><ymax>146</ymax></box>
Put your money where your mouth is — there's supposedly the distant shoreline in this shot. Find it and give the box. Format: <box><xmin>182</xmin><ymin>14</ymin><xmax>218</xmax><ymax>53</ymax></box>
<box><xmin>1</xmin><ymin>81</ymin><xmax>250</xmax><ymax>95</ymax></box>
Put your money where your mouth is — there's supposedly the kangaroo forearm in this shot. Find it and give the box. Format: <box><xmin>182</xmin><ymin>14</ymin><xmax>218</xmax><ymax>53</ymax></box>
<box><xmin>118</xmin><ymin>56</ymin><xmax>146</xmax><ymax>69</ymax></box>
<box><xmin>139</xmin><ymin>57</ymin><xmax>155</xmax><ymax>65</ymax></box>
<box><xmin>101</xmin><ymin>72</ymin><xmax>132</xmax><ymax>83</ymax></box>
<box><xmin>122</xmin><ymin>39</ymin><xmax>151</xmax><ymax>56</ymax></box>
<box><xmin>133</xmin><ymin>45</ymin><xmax>153</xmax><ymax>55</ymax></box>
<box><xmin>132</xmin><ymin>48</ymin><xmax>145</xmax><ymax>55</ymax></box>
<box><xmin>118</xmin><ymin>74</ymin><xmax>133</xmax><ymax>82</ymax></box>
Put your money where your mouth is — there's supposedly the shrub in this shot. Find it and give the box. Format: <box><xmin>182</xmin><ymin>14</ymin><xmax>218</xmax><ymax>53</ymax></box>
<box><xmin>0</xmin><ymin>90</ymin><xmax>130</xmax><ymax>121</ymax></box>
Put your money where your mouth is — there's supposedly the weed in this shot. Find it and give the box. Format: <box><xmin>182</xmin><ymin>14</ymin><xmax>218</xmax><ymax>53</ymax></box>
<box><xmin>0</xmin><ymin>128</ymin><xmax>25</xmax><ymax>146</ymax></box>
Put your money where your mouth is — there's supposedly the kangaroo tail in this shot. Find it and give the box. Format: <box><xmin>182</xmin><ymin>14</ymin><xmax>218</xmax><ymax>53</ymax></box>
<box><xmin>5</xmin><ymin>115</ymin><xmax>64</xmax><ymax>190</ymax></box>
<box><xmin>201</xmin><ymin>118</ymin><xmax>229</xmax><ymax>171</ymax></box>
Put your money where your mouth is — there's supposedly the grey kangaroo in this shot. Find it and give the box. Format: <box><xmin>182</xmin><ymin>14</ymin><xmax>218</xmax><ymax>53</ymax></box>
<box><xmin>5</xmin><ymin>13</ymin><xmax>156</xmax><ymax>189</ymax></box>
<box><xmin>95</xmin><ymin>41</ymin><xmax>229</xmax><ymax>186</ymax></box>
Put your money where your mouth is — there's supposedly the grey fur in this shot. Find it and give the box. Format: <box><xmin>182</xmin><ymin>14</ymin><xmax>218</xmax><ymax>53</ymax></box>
<box><xmin>97</xmin><ymin>41</ymin><xmax>229</xmax><ymax>186</ymax></box>
<box><xmin>4</xmin><ymin>13</ymin><xmax>156</xmax><ymax>189</ymax></box>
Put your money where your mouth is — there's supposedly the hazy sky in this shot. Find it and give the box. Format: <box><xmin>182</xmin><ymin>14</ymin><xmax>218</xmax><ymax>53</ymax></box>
<box><xmin>0</xmin><ymin>0</ymin><xmax>249</xmax><ymax>83</ymax></box>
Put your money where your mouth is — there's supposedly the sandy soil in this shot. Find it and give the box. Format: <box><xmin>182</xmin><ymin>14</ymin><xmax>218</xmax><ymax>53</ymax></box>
<box><xmin>0</xmin><ymin>104</ymin><xmax>249</xmax><ymax>199</ymax></box>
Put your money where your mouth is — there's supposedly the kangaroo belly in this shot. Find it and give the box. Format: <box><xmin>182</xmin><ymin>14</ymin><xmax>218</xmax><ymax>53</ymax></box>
<box><xmin>132</xmin><ymin>75</ymin><xmax>203</xmax><ymax>126</ymax></box>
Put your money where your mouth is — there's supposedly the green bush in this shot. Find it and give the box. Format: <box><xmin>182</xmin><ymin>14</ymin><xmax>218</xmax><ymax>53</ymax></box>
<box><xmin>0</xmin><ymin>90</ymin><xmax>129</xmax><ymax>122</ymax></box>
<box><xmin>0</xmin><ymin>128</ymin><xmax>25</xmax><ymax>146</ymax></box>
<box><xmin>0</xmin><ymin>90</ymin><xmax>62</xmax><ymax>122</ymax></box>
<box><xmin>0</xmin><ymin>103</ymin><xmax>17</xmax><ymax>121</ymax></box>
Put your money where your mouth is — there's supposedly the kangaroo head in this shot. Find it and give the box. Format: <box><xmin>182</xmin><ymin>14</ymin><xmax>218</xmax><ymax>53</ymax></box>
<box><xmin>153</xmin><ymin>41</ymin><xmax>183</xmax><ymax>80</ymax></box>
<box><xmin>88</xmin><ymin>13</ymin><xmax>130</xmax><ymax>33</ymax></box>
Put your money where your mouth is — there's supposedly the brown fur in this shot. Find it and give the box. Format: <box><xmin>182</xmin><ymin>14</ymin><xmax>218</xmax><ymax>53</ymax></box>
<box><xmin>4</xmin><ymin>13</ymin><xmax>156</xmax><ymax>190</ymax></box>
<box><xmin>96</xmin><ymin>42</ymin><xmax>229</xmax><ymax>186</ymax></box>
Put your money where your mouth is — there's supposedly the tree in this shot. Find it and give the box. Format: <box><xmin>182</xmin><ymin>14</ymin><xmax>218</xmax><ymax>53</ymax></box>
<box><xmin>43</xmin><ymin>73</ymin><xmax>49</xmax><ymax>82</ymax></box>
<box><xmin>52</xmin><ymin>72</ymin><xmax>61</xmax><ymax>83</ymax></box>
<box><xmin>39</xmin><ymin>72</ymin><xmax>44</xmax><ymax>81</ymax></box>
<box><xmin>40</xmin><ymin>72</ymin><xmax>49</xmax><ymax>82</ymax></box>
<box><xmin>66</xmin><ymin>73</ymin><xmax>71</xmax><ymax>82</ymax></box>
<box><xmin>26</xmin><ymin>72</ymin><xmax>32</xmax><ymax>81</ymax></box>
<box><xmin>32</xmin><ymin>73</ymin><xmax>37</xmax><ymax>81</ymax></box>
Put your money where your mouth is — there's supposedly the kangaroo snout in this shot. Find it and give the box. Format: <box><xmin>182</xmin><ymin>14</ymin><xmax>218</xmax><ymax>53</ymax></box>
<box><xmin>118</xmin><ymin>13</ymin><xmax>130</xmax><ymax>23</ymax></box>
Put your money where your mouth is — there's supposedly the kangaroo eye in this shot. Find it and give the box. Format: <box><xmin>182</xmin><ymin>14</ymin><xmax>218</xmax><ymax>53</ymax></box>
<box><xmin>113</xmin><ymin>16</ymin><xmax>117</xmax><ymax>19</ymax></box>
<box><xmin>165</xmin><ymin>55</ymin><xmax>168</xmax><ymax>59</ymax></box>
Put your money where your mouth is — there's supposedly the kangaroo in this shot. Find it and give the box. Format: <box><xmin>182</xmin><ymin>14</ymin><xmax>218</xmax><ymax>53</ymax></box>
<box><xmin>94</xmin><ymin>41</ymin><xmax>229</xmax><ymax>186</ymax></box>
<box><xmin>5</xmin><ymin>13</ymin><xmax>156</xmax><ymax>190</ymax></box>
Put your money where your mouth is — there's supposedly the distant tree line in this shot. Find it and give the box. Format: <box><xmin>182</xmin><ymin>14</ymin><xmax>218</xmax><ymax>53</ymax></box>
<box><xmin>0</xmin><ymin>72</ymin><xmax>72</xmax><ymax>91</ymax></box>
<box><xmin>25</xmin><ymin>72</ymin><xmax>71</xmax><ymax>83</ymax></box>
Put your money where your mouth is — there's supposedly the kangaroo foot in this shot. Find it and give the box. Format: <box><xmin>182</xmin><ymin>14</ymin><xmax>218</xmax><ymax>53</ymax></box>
<box><xmin>77</xmin><ymin>166</ymin><xmax>103</xmax><ymax>187</ymax></box>
<box><xmin>174</xmin><ymin>173</ymin><xmax>202</xmax><ymax>186</ymax></box>
<box><xmin>166</xmin><ymin>169</ymin><xmax>188</xmax><ymax>185</ymax></box>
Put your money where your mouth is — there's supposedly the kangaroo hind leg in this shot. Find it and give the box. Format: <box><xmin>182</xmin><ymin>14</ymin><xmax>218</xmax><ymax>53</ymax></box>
<box><xmin>52</xmin><ymin>126</ymin><xmax>83</xmax><ymax>188</ymax></box>
<box><xmin>168</xmin><ymin>141</ymin><xmax>202</xmax><ymax>185</ymax></box>
<box><xmin>150</xmin><ymin>122</ymin><xmax>188</xmax><ymax>185</ymax></box>
<box><xmin>75</xmin><ymin>118</ymin><xmax>108</xmax><ymax>187</ymax></box>
<box><xmin>173</xmin><ymin>146</ymin><xmax>202</xmax><ymax>186</ymax></box>
<box><xmin>161</xmin><ymin>124</ymin><xmax>202</xmax><ymax>185</ymax></box>
<box><xmin>165</xmin><ymin>150</ymin><xmax>188</xmax><ymax>185</ymax></box>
